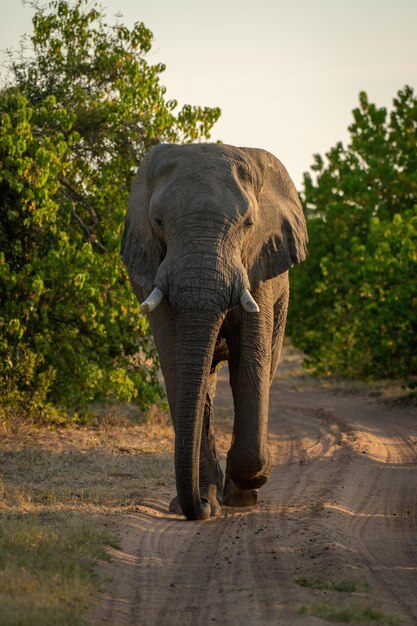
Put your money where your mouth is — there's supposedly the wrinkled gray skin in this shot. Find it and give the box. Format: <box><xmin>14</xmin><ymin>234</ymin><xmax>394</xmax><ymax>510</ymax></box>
<box><xmin>121</xmin><ymin>144</ymin><xmax>307</xmax><ymax>521</ymax></box>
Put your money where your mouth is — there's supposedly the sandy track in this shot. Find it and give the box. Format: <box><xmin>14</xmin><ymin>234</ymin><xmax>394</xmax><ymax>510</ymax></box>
<box><xmin>89</xmin><ymin>361</ymin><xmax>417</xmax><ymax>625</ymax></box>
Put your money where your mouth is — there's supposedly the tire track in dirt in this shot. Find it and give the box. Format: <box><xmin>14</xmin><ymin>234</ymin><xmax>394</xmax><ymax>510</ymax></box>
<box><xmin>330</xmin><ymin>406</ymin><xmax>417</xmax><ymax>622</ymax></box>
<box><xmin>89</xmin><ymin>367</ymin><xmax>417</xmax><ymax>625</ymax></box>
<box><xmin>274</xmin><ymin>388</ymin><xmax>417</xmax><ymax>624</ymax></box>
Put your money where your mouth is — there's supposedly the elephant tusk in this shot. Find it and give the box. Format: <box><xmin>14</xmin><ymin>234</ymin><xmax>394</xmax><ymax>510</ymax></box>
<box><xmin>240</xmin><ymin>289</ymin><xmax>260</xmax><ymax>313</ymax></box>
<box><xmin>140</xmin><ymin>287</ymin><xmax>164</xmax><ymax>314</ymax></box>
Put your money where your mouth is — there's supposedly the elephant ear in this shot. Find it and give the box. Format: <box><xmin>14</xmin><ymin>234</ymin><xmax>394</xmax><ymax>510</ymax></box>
<box><xmin>120</xmin><ymin>145</ymin><xmax>166</xmax><ymax>291</ymax></box>
<box><xmin>240</xmin><ymin>147</ymin><xmax>308</xmax><ymax>288</ymax></box>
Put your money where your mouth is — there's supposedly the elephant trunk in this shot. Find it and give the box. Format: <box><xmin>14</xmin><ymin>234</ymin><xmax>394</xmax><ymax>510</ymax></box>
<box><xmin>174</xmin><ymin>310</ymin><xmax>224</xmax><ymax>520</ymax></box>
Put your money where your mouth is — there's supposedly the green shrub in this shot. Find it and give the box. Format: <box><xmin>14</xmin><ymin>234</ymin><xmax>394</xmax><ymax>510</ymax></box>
<box><xmin>288</xmin><ymin>86</ymin><xmax>417</xmax><ymax>382</ymax></box>
<box><xmin>0</xmin><ymin>1</ymin><xmax>221</xmax><ymax>420</ymax></box>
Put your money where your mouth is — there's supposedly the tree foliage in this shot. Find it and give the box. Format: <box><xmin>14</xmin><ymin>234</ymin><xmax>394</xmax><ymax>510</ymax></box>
<box><xmin>288</xmin><ymin>86</ymin><xmax>417</xmax><ymax>381</ymax></box>
<box><xmin>0</xmin><ymin>0</ymin><xmax>221</xmax><ymax>420</ymax></box>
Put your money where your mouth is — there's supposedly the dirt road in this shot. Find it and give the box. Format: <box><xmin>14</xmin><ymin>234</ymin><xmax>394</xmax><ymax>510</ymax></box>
<box><xmin>90</xmin><ymin>351</ymin><xmax>417</xmax><ymax>625</ymax></box>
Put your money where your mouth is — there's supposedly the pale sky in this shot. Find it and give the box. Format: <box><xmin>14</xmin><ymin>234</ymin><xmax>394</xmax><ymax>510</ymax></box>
<box><xmin>1</xmin><ymin>0</ymin><xmax>416</xmax><ymax>187</ymax></box>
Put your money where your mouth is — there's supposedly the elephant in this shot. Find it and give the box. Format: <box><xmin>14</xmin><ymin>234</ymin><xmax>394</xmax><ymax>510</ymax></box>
<box><xmin>121</xmin><ymin>143</ymin><xmax>307</xmax><ymax>521</ymax></box>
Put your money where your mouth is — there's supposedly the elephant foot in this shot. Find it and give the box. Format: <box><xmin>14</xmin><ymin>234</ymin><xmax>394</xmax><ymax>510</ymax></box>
<box><xmin>168</xmin><ymin>495</ymin><xmax>183</xmax><ymax>514</ymax></box>
<box><xmin>223</xmin><ymin>477</ymin><xmax>258</xmax><ymax>508</ymax></box>
<box><xmin>169</xmin><ymin>485</ymin><xmax>222</xmax><ymax>518</ymax></box>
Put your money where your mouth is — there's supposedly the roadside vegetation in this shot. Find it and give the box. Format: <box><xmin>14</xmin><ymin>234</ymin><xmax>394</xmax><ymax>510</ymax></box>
<box><xmin>0</xmin><ymin>516</ymin><xmax>115</xmax><ymax>626</ymax></box>
<box><xmin>0</xmin><ymin>0</ymin><xmax>220</xmax><ymax>423</ymax></box>
<box><xmin>0</xmin><ymin>410</ymin><xmax>175</xmax><ymax>625</ymax></box>
<box><xmin>296</xmin><ymin>576</ymin><xmax>401</xmax><ymax>625</ymax></box>
<box><xmin>288</xmin><ymin>86</ymin><xmax>417</xmax><ymax>386</ymax></box>
<box><xmin>299</xmin><ymin>602</ymin><xmax>401</xmax><ymax>625</ymax></box>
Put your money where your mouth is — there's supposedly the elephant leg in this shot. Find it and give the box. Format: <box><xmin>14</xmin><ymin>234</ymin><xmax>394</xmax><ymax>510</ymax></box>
<box><xmin>269</xmin><ymin>284</ymin><xmax>289</xmax><ymax>382</ymax></box>
<box><xmin>223</xmin><ymin>285</ymin><xmax>276</xmax><ymax>507</ymax></box>
<box><xmin>199</xmin><ymin>373</ymin><xmax>223</xmax><ymax>513</ymax></box>
<box><xmin>169</xmin><ymin>372</ymin><xmax>223</xmax><ymax>517</ymax></box>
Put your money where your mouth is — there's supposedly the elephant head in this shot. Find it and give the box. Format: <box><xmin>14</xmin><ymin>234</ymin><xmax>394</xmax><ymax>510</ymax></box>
<box><xmin>121</xmin><ymin>144</ymin><xmax>307</xmax><ymax>520</ymax></box>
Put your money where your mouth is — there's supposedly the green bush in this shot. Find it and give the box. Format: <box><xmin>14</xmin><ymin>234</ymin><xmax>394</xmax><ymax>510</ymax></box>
<box><xmin>0</xmin><ymin>0</ymin><xmax>221</xmax><ymax>420</ymax></box>
<box><xmin>288</xmin><ymin>86</ymin><xmax>417</xmax><ymax>382</ymax></box>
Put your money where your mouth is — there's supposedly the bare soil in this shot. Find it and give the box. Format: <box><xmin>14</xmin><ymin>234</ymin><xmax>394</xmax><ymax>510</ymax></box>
<box><xmin>88</xmin><ymin>348</ymin><xmax>417</xmax><ymax>625</ymax></box>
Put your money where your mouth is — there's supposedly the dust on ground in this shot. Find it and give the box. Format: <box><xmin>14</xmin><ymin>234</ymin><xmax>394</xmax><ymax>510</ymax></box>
<box><xmin>87</xmin><ymin>345</ymin><xmax>417</xmax><ymax>626</ymax></box>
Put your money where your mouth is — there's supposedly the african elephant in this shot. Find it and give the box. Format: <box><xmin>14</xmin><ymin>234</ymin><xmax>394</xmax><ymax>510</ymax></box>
<box><xmin>121</xmin><ymin>144</ymin><xmax>307</xmax><ymax>521</ymax></box>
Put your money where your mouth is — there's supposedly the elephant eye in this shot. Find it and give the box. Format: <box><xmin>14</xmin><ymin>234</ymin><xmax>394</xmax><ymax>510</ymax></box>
<box><xmin>243</xmin><ymin>218</ymin><xmax>254</xmax><ymax>230</ymax></box>
<box><xmin>154</xmin><ymin>217</ymin><xmax>163</xmax><ymax>227</ymax></box>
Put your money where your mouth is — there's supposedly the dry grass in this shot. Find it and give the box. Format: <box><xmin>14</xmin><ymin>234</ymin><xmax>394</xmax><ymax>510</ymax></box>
<box><xmin>0</xmin><ymin>409</ymin><xmax>175</xmax><ymax>625</ymax></box>
<box><xmin>0</xmin><ymin>515</ymin><xmax>115</xmax><ymax>626</ymax></box>
<box><xmin>296</xmin><ymin>576</ymin><xmax>371</xmax><ymax>594</ymax></box>
<box><xmin>299</xmin><ymin>602</ymin><xmax>402</xmax><ymax>625</ymax></box>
